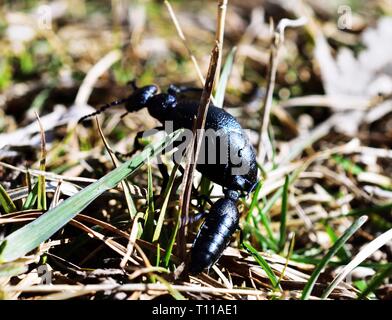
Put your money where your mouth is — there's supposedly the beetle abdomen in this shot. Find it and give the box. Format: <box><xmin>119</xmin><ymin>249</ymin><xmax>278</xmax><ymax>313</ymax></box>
<box><xmin>189</xmin><ymin>197</ymin><xmax>239</xmax><ymax>274</ymax></box>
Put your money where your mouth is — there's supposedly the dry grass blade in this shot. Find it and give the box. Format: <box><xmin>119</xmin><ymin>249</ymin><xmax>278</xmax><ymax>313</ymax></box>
<box><xmin>214</xmin><ymin>0</ymin><xmax>228</xmax><ymax>91</ymax></box>
<box><xmin>0</xmin><ymin>161</ymin><xmax>97</xmax><ymax>183</ymax></box>
<box><xmin>48</xmin><ymin>180</ymin><xmax>62</xmax><ymax>210</ymax></box>
<box><xmin>3</xmin><ymin>283</ymin><xmax>265</xmax><ymax>297</ymax></box>
<box><xmin>164</xmin><ymin>0</ymin><xmax>205</xmax><ymax>87</ymax></box>
<box><xmin>277</xmin><ymin>232</ymin><xmax>296</xmax><ymax>285</ymax></box>
<box><xmin>154</xmin><ymin>274</ymin><xmax>186</xmax><ymax>300</ymax></box>
<box><xmin>321</xmin><ymin>228</ymin><xmax>392</xmax><ymax>299</ymax></box>
<box><xmin>257</xmin><ymin>17</ymin><xmax>307</xmax><ymax>164</ymax></box>
<box><xmin>121</xmin><ymin>212</ymin><xmax>147</xmax><ymax>269</ymax></box>
<box><xmin>0</xmin><ymin>262</ymin><xmax>28</xmax><ymax>278</ymax></box>
<box><xmin>215</xmin><ymin>46</ymin><xmax>236</xmax><ymax>108</ymax></box>
<box><xmin>278</xmin><ymin>175</ymin><xmax>289</xmax><ymax>251</ymax></box>
<box><xmin>0</xmin><ymin>214</ymin><xmax>135</xmax><ymax>263</ymax></box>
<box><xmin>0</xmin><ymin>211</ymin><xmax>131</xmax><ymax>242</ymax></box>
<box><xmin>74</xmin><ymin>50</ymin><xmax>121</xmax><ymax>108</ymax></box>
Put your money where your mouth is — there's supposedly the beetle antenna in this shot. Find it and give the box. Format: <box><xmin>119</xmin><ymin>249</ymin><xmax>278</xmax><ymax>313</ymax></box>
<box><xmin>78</xmin><ymin>97</ymin><xmax>129</xmax><ymax>123</ymax></box>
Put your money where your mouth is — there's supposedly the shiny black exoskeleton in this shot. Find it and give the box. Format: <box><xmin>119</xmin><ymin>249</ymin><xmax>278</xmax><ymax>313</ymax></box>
<box><xmin>79</xmin><ymin>83</ymin><xmax>259</xmax><ymax>274</ymax></box>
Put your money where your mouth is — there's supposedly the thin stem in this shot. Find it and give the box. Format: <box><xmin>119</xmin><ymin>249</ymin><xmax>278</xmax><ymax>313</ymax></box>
<box><xmin>257</xmin><ymin>17</ymin><xmax>307</xmax><ymax>164</ymax></box>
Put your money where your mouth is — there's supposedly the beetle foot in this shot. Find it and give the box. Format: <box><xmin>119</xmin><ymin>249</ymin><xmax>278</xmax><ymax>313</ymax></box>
<box><xmin>181</xmin><ymin>212</ymin><xmax>206</xmax><ymax>227</ymax></box>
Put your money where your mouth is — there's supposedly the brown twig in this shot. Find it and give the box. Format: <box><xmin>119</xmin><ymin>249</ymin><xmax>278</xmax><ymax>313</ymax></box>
<box><xmin>95</xmin><ymin>116</ymin><xmax>137</xmax><ymax>217</ymax></box>
<box><xmin>214</xmin><ymin>0</ymin><xmax>228</xmax><ymax>92</ymax></box>
<box><xmin>35</xmin><ymin>111</ymin><xmax>47</xmax><ymax>211</ymax></box>
<box><xmin>177</xmin><ymin>43</ymin><xmax>220</xmax><ymax>262</ymax></box>
<box><xmin>163</xmin><ymin>0</ymin><xmax>218</xmax><ymax>106</ymax></box>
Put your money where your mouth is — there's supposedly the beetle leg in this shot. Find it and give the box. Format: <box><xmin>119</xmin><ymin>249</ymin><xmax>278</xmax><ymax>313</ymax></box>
<box><xmin>120</xmin><ymin>111</ymin><xmax>129</xmax><ymax>119</ymax></box>
<box><xmin>197</xmin><ymin>194</ymin><xmax>214</xmax><ymax>207</ymax></box>
<box><xmin>181</xmin><ymin>211</ymin><xmax>206</xmax><ymax>227</ymax></box>
<box><xmin>167</xmin><ymin>84</ymin><xmax>203</xmax><ymax>96</ymax></box>
<box><xmin>114</xmin><ymin>126</ymin><xmax>164</xmax><ymax>159</ymax></box>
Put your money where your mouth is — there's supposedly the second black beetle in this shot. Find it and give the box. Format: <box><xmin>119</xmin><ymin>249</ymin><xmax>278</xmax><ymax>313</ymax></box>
<box><xmin>79</xmin><ymin>83</ymin><xmax>259</xmax><ymax>273</ymax></box>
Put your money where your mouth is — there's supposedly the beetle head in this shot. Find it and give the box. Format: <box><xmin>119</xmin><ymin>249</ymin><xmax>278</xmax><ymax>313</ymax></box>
<box><xmin>125</xmin><ymin>85</ymin><xmax>159</xmax><ymax>112</ymax></box>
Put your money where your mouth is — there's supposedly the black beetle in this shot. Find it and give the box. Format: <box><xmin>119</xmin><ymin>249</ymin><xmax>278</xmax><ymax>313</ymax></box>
<box><xmin>79</xmin><ymin>83</ymin><xmax>259</xmax><ymax>274</ymax></box>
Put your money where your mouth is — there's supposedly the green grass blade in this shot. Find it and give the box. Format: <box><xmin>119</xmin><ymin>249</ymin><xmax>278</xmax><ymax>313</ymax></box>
<box><xmin>121</xmin><ymin>181</ymin><xmax>137</xmax><ymax>218</ymax></box>
<box><xmin>29</xmin><ymin>88</ymin><xmax>51</xmax><ymax>114</ymax></box>
<box><xmin>37</xmin><ymin>174</ymin><xmax>46</xmax><ymax>210</ymax></box>
<box><xmin>243</xmin><ymin>241</ymin><xmax>282</xmax><ymax>290</ymax></box>
<box><xmin>301</xmin><ymin>215</ymin><xmax>368</xmax><ymax>300</ymax></box>
<box><xmin>162</xmin><ymin>171</ymin><xmax>182</xmax><ymax>268</ymax></box>
<box><xmin>152</xmin><ymin>164</ymin><xmax>179</xmax><ymax>243</ymax></box>
<box><xmin>257</xmin><ymin>207</ymin><xmax>277</xmax><ymax>246</ymax></box>
<box><xmin>278</xmin><ymin>175</ymin><xmax>289</xmax><ymax>251</ymax></box>
<box><xmin>357</xmin><ymin>264</ymin><xmax>392</xmax><ymax>299</ymax></box>
<box><xmin>353</xmin><ymin>279</ymin><xmax>367</xmax><ymax>293</ymax></box>
<box><xmin>257</xmin><ymin>189</ymin><xmax>282</xmax><ymax>223</ymax></box>
<box><xmin>147</xmin><ymin>158</ymin><xmax>155</xmax><ymax>214</ymax></box>
<box><xmin>143</xmin><ymin>157</ymin><xmax>155</xmax><ymax>242</ymax></box>
<box><xmin>242</xmin><ymin>223</ymin><xmax>279</xmax><ymax>252</ymax></box>
<box><xmin>324</xmin><ymin>222</ymin><xmax>350</xmax><ymax>260</ymax></box>
<box><xmin>255</xmin><ymin>166</ymin><xmax>304</xmax><ymax>225</ymax></box>
<box><xmin>332</xmin><ymin>154</ymin><xmax>363</xmax><ymax>176</ymax></box>
<box><xmin>163</xmin><ymin>214</ymin><xmax>180</xmax><ymax>268</ymax></box>
<box><xmin>22</xmin><ymin>182</ymin><xmax>39</xmax><ymax>210</ymax></box>
<box><xmin>0</xmin><ymin>129</ymin><xmax>183</xmax><ymax>263</ymax></box>
<box><xmin>214</xmin><ymin>46</ymin><xmax>236</xmax><ymax>108</ymax></box>
<box><xmin>246</xmin><ymin>180</ymin><xmax>262</xmax><ymax>223</ymax></box>
<box><xmin>0</xmin><ymin>183</ymin><xmax>17</xmax><ymax>214</ymax></box>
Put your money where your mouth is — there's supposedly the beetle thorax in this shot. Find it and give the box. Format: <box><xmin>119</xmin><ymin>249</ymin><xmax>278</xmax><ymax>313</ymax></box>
<box><xmin>146</xmin><ymin>93</ymin><xmax>177</xmax><ymax>121</ymax></box>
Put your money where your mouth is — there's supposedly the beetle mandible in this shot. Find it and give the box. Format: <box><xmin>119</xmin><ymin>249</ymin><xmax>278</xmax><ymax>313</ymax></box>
<box><xmin>79</xmin><ymin>82</ymin><xmax>259</xmax><ymax>273</ymax></box>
